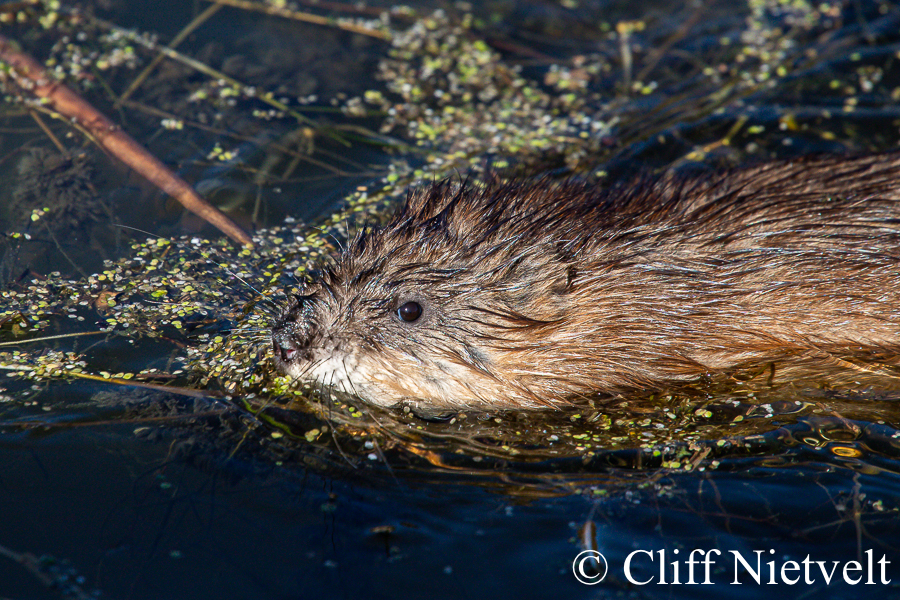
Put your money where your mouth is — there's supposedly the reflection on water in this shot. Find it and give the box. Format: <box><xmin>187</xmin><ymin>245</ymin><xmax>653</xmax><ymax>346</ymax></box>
<box><xmin>3</xmin><ymin>0</ymin><xmax>900</xmax><ymax>598</ymax></box>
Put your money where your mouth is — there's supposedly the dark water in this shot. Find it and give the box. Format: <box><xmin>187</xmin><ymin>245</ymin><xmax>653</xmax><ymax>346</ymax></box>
<box><xmin>3</xmin><ymin>1</ymin><xmax>900</xmax><ymax>598</ymax></box>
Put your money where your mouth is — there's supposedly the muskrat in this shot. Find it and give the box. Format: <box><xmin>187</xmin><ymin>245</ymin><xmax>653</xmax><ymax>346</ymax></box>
<box><xmin>271</xmin><ymin>152</ymin><xmax>900</xmax><ymax>411</ymax></box>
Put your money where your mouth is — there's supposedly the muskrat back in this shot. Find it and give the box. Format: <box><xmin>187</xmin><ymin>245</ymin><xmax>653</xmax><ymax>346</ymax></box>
<box><xmin>272</xmin><ymin>152</ymin><xmax>900</xmax><ymax>410</ymax></box>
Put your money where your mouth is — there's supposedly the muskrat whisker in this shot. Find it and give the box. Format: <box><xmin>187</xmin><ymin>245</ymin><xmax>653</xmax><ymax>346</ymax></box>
<box><xmin>318</xmin><ymin>370</ymin><xmax>358</xmax><ymax>468</ymax></box>
<box><xmin>114</xmin><ymin>224</ymin><xmax>170</xmax><ymax>239</ymax></box>
<box><xmin>312</xmin><ymin>225</ymin><xmax>347</xmax><ymax>254</ymax></box>
<box><xmin>113</xmin><ymin>225</ymin><xmax>296</xmax><ymax>328</ymax></box>
<box><xmin>294</xmin><ymin>360</ymin><xmax>319</xmax><ymax>383</ymax></box>
<box><xmin>216</xmin><ymin>276</ymin><xmax>282</xmax><ymax>310</ymax></box>
<box><xmin>339</xmin><ymin>353</ymin><xmax>364</xmax><ymax>400</ymax></box>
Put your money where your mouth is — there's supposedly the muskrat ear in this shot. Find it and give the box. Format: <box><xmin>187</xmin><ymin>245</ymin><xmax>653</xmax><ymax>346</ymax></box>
<box><xmin>509</xmin><ymin>243</ymin><xmax>577</xmax><ymax>296</ymax></box>
<box><xmin>546</xmin><ymin>242</ymin><xmax>578</xmax><ymax>295</ymax></box>
<box><xmin>550</xmin><ymin>265</ymin><xmax>578</xmax><ymax>295</ymax></box>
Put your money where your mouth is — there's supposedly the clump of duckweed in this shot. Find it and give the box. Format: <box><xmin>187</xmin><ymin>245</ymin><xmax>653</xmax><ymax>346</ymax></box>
<box><xmin>0</xmin><ymin>220</ymin><xmax>329</xmax><ymax>397</ymax></box>
<box><xmin>357</xmin><ymin>9</ymin><xmax>615</xmax><ymax>183</ymax></box>
<box><xmin>48</xmin><ymin>27</ymin><xmax>146</xmax><ymax>80</ymax></box>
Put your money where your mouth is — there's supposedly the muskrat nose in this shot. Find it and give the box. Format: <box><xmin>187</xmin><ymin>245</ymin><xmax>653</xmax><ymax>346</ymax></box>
<box><xmin>271</xmin><ymin>292</ymin><xmax>321</xmax><ymax>366</ymax></box>
<box><xmin>273</xmin><ymin>334</ymin><xmax>298</xmax><ymax>362</ymax></box>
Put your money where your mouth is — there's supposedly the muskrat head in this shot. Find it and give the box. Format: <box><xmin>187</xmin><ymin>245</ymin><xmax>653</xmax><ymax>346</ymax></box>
<box><xmin>271</xmin><ymin>181</ymin><xmax>581</xmax><ymax>411</ymax></box>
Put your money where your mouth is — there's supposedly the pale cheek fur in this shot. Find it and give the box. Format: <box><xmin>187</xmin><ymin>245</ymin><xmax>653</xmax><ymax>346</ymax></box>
<box><xmin>284</xmin><ymin>351</ymin><xmax>364</xmax><ymax>396</ymax></box>
<box><xmin>296</xmin><ymin>346</ymin><xmax>512</xmax><ymax>409</ymax></box>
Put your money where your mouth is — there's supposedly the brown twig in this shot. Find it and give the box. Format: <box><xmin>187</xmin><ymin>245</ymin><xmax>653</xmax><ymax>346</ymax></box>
<box><xmin>115</xmin><ymin>1</ymin><xmax>224</xmax><ymax>108</ymax></box>
<box><xmin>207</xmin><ymin>0</ymin><xmax>390</xmax><ymax>40</ymax></box>
<box><xmin>0</xmin><ymin>34</ymin><xmax>253</xmax><ymax>246</ymax></box>
<box><xmin>0</xmin><ymin>542</ymin><xmax>95</xmax><ymax>600</ymax></box>
<box><xmin>0</xmin><ymin>362</ymin><xmax>224</xmax><ymax>399</ymax></box>
<box><xmin>296</xmin><ymin>0</ymin><xmax>387</xmax><ymax>17</ymax></box>
<box><xmin>87</xmin><ymin>15</ymin><xmax>323</xmax><ymax>130</ymax></box>
<box><xmin>27</xmin><ymin>109</ymin><xmax>65</xmax><ymax>152</ymax></box>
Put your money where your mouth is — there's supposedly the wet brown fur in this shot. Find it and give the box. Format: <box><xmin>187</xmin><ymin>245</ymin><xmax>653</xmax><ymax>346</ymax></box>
<box><xmin>272</xmin><ymin>152</ymin><xmax>900</xmax><ymax>410</ymax></box>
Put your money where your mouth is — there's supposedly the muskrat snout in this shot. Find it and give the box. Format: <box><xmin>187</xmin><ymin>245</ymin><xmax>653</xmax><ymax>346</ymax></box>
<box><xmin>271</xmin><ymin>293</ymin><xmax>320</xmax><ymax>370</ymax></box>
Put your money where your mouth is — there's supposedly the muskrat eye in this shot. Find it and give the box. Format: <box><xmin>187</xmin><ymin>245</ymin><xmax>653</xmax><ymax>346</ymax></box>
<box><xmin>397</xmin><ymin>301</ymin><xmax>423</xmax><ymax>322</ymax></box>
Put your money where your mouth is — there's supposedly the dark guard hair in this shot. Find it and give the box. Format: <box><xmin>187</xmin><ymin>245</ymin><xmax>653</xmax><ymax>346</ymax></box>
<box><xmin>272</xmin><ymin>152</ymin><xmax>900</xmax><ymax>410</ymax></box>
